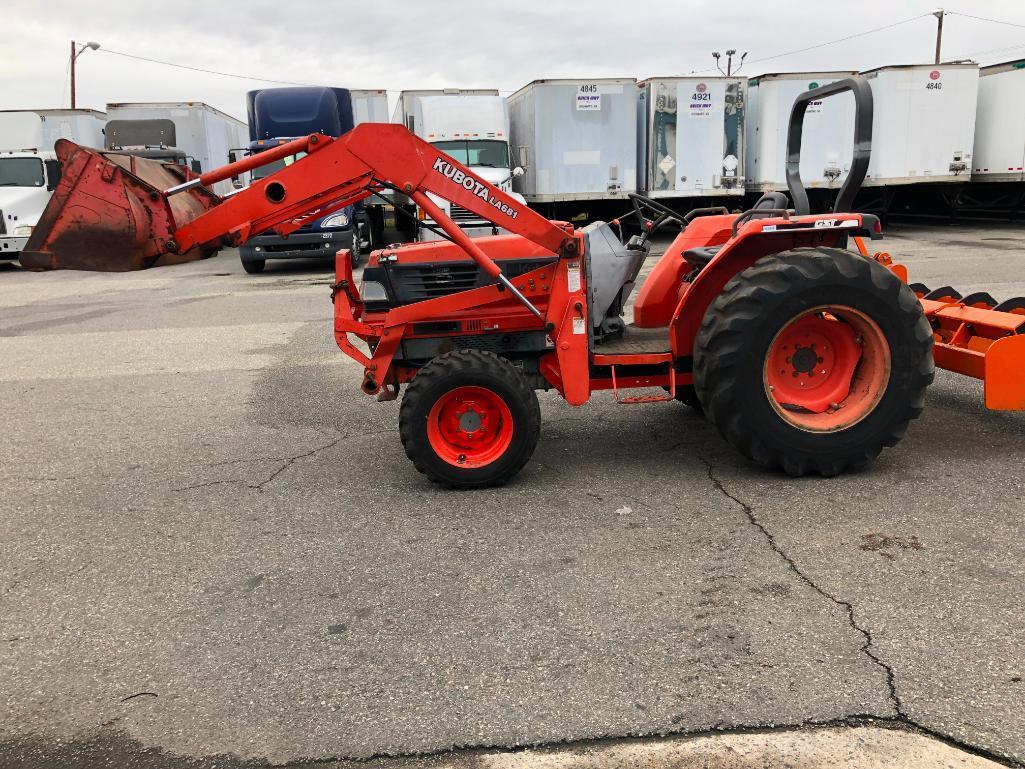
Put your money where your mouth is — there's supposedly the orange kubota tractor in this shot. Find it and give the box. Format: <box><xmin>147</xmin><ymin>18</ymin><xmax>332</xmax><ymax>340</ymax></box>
<box><xmin>23</xmin><ymin>78</ymin><xmax>1025</xmax><ymax>487</ymax></box>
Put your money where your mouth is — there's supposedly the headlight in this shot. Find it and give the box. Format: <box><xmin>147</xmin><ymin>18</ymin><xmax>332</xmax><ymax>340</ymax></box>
<box><xmin>13</xmin><ymin>225</ymin><xmax>33</xmax><ymax>237</ymax></box>
<box><xmin>321</xmin><ymin>212</ymin><xmax>350</xmax><ymax>228</ymax></box>
<box><xmin>360</xmin><ymin>280</ymin><xmax>389</xmax><ymax>302</ymax></box>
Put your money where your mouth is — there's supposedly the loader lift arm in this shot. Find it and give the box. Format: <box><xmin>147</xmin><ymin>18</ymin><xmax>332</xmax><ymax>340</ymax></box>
<box><xmin>165</xmin><ymin>124</ymin><xmax>575</xmax><ymax>316</ymax></box>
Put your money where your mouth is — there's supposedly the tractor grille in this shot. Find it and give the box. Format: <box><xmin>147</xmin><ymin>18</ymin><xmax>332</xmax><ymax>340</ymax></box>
<box><xmin>378</xmin><ymin>257</ymin><xmax>557</xmax><ymax>306</ymax></box>
<box><xmin>449</xmin><ymin>204</ymin><xmax>488</xmax><ymax>224</ymax></box>
<box><xmin>426</xmin><ymin>204</ymin><xmax>489</xmax><ymax>226</ymax></box>
<box><xmin>397</xmin><ymin>264</ymin><xmax>480</xmax><ymax>300</ymax></box>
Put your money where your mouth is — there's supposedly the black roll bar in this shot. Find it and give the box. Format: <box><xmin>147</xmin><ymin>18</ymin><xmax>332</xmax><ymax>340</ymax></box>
<box><xmin>786</xmin><ymin>76</ymin><xmax>873</xmax><ymax>216</ymax></box>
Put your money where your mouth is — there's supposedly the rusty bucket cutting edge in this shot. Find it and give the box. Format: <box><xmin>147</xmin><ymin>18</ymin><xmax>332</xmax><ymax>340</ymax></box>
<box><xmin>20</xmin><ymin>139</ymin><xmax>221</xmax><ymax>272</ymax></box>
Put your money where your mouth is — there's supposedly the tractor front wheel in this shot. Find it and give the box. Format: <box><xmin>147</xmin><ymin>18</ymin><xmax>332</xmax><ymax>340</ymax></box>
<box><xmin>399</xmin><ymin>350</ymin><xmax>541</xmax><ymax>488</ymax></box>
<box><xmin>693</xmin><ymin>248</ymin><xmax>934</xmax><ymax>476</ymax></box>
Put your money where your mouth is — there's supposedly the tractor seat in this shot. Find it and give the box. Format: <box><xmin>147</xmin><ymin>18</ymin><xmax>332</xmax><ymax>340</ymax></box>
<box><xmin>681</xmin><ymin>193</ymin><xmax>791</xmax><ymax>271</ymax></box>
<box><xmin>751</xmin><ymin>191</ymin><xmax>789</xmax><ymax>212</ymax></box>
<box><xmin>683</xmin><ymin>246</ymin><xmax>722</xmax><ymax>271</ymax></box>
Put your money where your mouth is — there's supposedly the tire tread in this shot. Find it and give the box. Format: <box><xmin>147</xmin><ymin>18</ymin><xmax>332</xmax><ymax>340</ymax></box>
<box><xmin>694</xmin><ymin>247</ymin><xmax>934</xmax><ymax>476</ymax></box>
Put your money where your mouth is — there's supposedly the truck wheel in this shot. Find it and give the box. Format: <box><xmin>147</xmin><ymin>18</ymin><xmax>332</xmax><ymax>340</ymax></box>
<box><xmin>693</xmin><ymin>248</ymin><xmax>934</xmax><ymax>476</ymax></box>
<box><xmin>241</xmin><ymin>258</ymin><xmax>266</xmax><ymax>274</ymax></box>
<box><xmin>399</xmin><ymin>350</ymin><xmax>541</xmax><ymax>488</ymax></box>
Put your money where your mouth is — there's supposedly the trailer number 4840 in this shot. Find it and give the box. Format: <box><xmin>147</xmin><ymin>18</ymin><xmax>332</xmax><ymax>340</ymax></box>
<box><xmin>926</xmin><ymin>82</ymin><xmax>943</xmax><ymax>90</ymax></box>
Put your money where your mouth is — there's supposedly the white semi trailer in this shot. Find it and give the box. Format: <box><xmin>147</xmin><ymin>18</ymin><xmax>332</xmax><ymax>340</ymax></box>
<box><xmin>507</xmin><ymin>78</ymin><xmax>639</xmax><ymax>210</ymax></box>
<box><xmin>391</xmin><ymin>88</ymin><xmax>500</xmax><ymax>133</ymax></box>
<box><xmin>352</xmin><ymin>89</ymin><xmax>390</xmax><ymax>125</ymax></box>
<box><xmin>104</xmin><ymin>102</ymin><xmax>249</xmax><ymax>195</ymax></box>
<box><xmin>637</xmin><ymin>76</ymin><xmax>746</xmax><ymax>199</ymax></box>
<box><xmin>972</xmin><ymin>59</ymin><xmax>1025</xmax><ymax>183</ymax></box>
<box><xmin>744</xmin><ymin>71</ymin><xmax>859</xmax><ymax>194</ymax></box>
<box><xmin>861</xmin><ymin>63</ymin><xmax>978</xmax><ymax>186</ymax></box>
<box><xmin>747</xmin><ymin>65</ymin><xmax>978</xmax><ymax>200</ymax></box>
<box><xmin>0</xmin><ymin>109</ymin><xmax>106</xmax><ymax>259</ymax></box>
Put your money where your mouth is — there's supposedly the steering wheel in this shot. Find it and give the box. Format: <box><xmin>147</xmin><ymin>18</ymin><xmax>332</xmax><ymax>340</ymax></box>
<box><xmin>628</xmin><ymin>193</ymin><xmax>685</xmax><ymax>237</ymax></box>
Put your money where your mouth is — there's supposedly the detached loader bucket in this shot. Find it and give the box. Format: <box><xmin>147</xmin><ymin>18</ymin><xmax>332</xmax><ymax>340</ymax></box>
<box><xmin>20</xmin><ymin>139</ymin><xmax>220</xmax><ymax>271</ymax></box>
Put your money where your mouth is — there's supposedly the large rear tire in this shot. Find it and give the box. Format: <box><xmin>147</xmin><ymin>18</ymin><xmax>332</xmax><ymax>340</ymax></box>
<box><xmin>693</xmin><ymin>248</ymin><xmax>934</xmax><ymax>476</ymax></box>
<box><xmin>399</xmin><ymin>350</ymin><xmax>541</xmax><ymax>488</ymax></box>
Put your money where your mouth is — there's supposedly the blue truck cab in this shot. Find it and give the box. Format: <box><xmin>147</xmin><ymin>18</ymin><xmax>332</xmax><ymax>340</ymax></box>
<box><xmin>239</xmin><ymin>87</ymin><xmax>367</xmax><ymax>274</ymax></box>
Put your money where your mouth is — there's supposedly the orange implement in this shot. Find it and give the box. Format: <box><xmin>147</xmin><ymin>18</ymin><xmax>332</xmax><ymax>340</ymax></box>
<box><xmin>891</xmin><ymin>264</ymin><xmax>1025</xmax><ymax>411</ymax></box>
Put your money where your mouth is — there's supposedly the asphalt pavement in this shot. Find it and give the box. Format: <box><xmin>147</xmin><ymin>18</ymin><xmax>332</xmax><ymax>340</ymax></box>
<box><xmin>1</xmin><ymin>222</ymin><xmax>1023</xmax><ymax>767</ymax></box>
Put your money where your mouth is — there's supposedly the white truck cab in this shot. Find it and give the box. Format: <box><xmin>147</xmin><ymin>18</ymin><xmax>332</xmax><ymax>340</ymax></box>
<box><xmin>0</xmin><ymin>109</ymin><xmax>106</xmax><ymax>259</ymax></box>
<box><xmin>396</xmin><ymin>93</ymin><xmax>524</xmax><ymax>241</ymax></box>
<box><xmin>0</xmin><ymin>150</ymin><xmax>61</xmax><ymax>257</ymax></box>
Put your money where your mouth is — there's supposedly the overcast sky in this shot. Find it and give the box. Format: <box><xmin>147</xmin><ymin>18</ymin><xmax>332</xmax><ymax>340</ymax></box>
<box><xmin>2</xmin><ymin>0</ymin><xmax>1024</xmax><ymax>122</ymax></box>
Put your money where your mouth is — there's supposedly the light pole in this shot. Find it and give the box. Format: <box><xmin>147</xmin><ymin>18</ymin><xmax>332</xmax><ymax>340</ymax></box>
<box><xmin>933</xmin><ymin>9</ymin><xmax>945</xmax><ymax>65</ymax></box>
<box><xmin>713</xmin><ymin>49</ymin><xmax>748</xmax><ymax>77</ymax></box>
<box><xmin>70</xmin><ymin>40</ymin><xmax>100</xmax><ymax>109</ymax></box>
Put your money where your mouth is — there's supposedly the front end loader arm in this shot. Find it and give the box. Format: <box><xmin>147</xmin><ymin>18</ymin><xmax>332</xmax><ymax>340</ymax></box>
<box><xmin>168</xmin><ymin>125</ymin><xmax>575</xmax><ymax>314</ymax></box>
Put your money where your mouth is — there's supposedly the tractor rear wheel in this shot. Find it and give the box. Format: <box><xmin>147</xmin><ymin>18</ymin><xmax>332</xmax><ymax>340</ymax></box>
<box><xmin>399</xmin><ymin>350</ymin><xmax>541</xmax><ymax>488</ymax></box>
<box><xmin>693</xmin><ymin>247</ymin><xmax>934</xmax><ymax>476</ymax></box>
<box><xmin>664</xmin><ymin>383</ymin><xmax>703</xmax><ymax>410</ymax></box>
<box><xmin>675</xmin><ymin>384</ymin><xmax>703</xmax><ymax>411</ymax></box>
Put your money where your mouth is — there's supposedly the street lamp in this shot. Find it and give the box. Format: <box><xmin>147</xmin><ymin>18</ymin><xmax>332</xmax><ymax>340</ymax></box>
<box><xmin>932</xmin><ymin>9</ymin><xmax>945</xmax><ymax>65</ymax></box>
<box><xmin>713</xmin><ymin>50</ymin><xmax>747</xmax><ymax>76</ymax></box>
<box><xmin>70</xmin><ymin>40</ymin><xmax>101</xmax><ymax>109</ymax></box>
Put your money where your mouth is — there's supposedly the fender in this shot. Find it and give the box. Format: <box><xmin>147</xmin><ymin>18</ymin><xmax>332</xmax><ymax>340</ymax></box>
<box><xmin>669</xmin><ymin>215</ymin><xmax>871</xmax><ymax>357</ymax></box>
<box><xmin>633</xmin><ymin>214</ymin><xmax>736</xmax><ymax>328</ymax></box>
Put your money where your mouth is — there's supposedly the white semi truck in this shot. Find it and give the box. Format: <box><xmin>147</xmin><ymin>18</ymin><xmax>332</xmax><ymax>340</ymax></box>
<box><xmin>391</xmin><ymin>90</ymin><xmax>522</xmax><ymax>241</ymax></box>
<box><xmin>104</xmin><ymin>102</ymin><xmax>249</xmax><ymax>195</ymax></box>
<box><xmin>0</xmin><ymin>109</ymin><xmax>106</xmax><ymax>259</ymax></box>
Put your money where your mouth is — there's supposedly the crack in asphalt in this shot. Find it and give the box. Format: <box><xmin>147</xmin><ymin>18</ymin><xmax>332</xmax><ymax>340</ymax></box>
<box><xmin>251</xmin><ymin>435</ymin><xmax>345</xmax><ymax>490</ymax></box>
<box><xmin>0</xmin><ymin>716</ymin><xmax>1017</xmax><ymax>768</ymax></box>
<box><xmin>174</xmin><ymin>435</ymin><xmax>344</xmax><ymax>493</ymax></box>
<box><xmin>695</xmin><ymin>462</ymin><xmax>1024</xmax><ymax>765</ymax></box>
<box><xmin>257</xmin><ymin>717</ymin><xmax>1025</xmax><ymax>767</ymax></box>
<box><xmin>172</xmin><ymin>429</ymin><xmax>403</xmax><ymax>494</ymax></box>
<box><xmin>699</xmin><ymin>457</ymin><xmax>905</xmax><ymax>720</ymax></box>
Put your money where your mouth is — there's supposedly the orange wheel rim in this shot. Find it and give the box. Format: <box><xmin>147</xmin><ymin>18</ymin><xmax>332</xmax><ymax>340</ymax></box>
<box><xmin>763</xmin><ymin>306</ymin><xmax>891</xmax><ymax>433</ymax></box>
<box><xmin>426</xmin><ymin>386</ymin><xmax>514</xmax><ymax>468</ymax></box>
